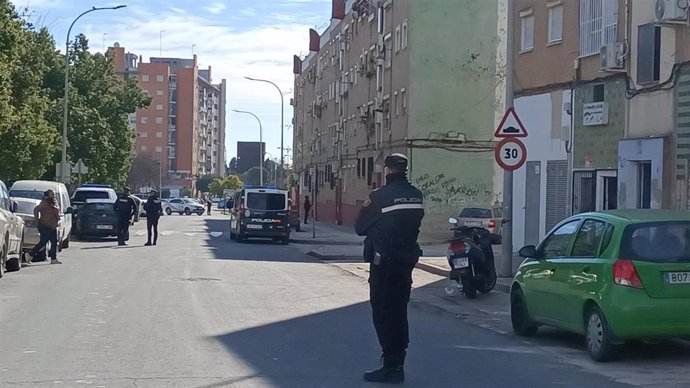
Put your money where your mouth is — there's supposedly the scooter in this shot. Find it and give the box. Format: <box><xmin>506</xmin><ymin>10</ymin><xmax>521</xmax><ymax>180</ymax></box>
<box><xmin>444</xmin><ymin>217</ymin><xmax>498</xmax><ymax>299</ymax></box>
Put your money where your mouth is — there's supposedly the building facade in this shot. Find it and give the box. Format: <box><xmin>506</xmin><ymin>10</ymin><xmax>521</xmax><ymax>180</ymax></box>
<box><xmin>293</xmin><ymin>0</ymin><xmax>507</xmax><ymax>238</ymax></box>
<box><xmin>111</xmin><ymin>47</ymin><xmax>227</xmax><ymax>196</ymax></box>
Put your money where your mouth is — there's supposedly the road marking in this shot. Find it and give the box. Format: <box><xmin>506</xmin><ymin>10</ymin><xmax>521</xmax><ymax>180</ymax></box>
<box><xmin>135</xmin><ymin>231</ymin><xmax>146</xmax><ymax>236</ymax></box>
<box><xmin>160</xmin><ymin>231</ymin><xmax>174</xmax><ymax>236</ymax></box>
<box><xmin>210</xmin><ymin>231</ymin><xmax>223</xmax><ymax>237</ymax></box>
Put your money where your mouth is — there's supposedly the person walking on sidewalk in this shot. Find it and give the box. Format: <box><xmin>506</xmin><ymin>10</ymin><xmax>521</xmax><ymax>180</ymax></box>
<box><xmin>114</xmin><ymin>187</ymin><xmax>137</xmax><ymax>246</ymax></box>
<box><xmin>207</xmin><ymin>199</ymin><xmax>212</xmax><ymax>216</ymax></box>
<box><xmin>355</xmin><ymin>153</ymin><xmax>424</xmax><ymax>384</ymax></box>
<box><xmin>303</xmin><ymin>195</ymin><xmax>312</xmax><ymax>224</ymax></box>
<box><xmin>144</xmin><ymin>190</ymin><xmax>163</xmax><ymax>246</ymax></box>
<box><xmin>30</xmin><ymin>190</ymin><xmax>62</xmax><ymax>264</ymax></box>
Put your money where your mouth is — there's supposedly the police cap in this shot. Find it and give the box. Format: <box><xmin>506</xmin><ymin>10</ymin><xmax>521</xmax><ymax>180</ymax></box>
<box><xmin>384</xmin><ymin>153</ymin><xmax>408</xmax><ymax>171</ymax></box>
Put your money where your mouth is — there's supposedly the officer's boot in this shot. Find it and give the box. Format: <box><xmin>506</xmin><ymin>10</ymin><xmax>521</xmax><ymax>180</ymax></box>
<box><xmin>363</xmin><ymin>352</ymin><xmax>405</xmax><ymax>384</ymax></box>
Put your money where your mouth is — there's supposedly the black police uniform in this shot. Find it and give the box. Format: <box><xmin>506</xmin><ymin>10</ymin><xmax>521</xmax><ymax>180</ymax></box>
<box><xmin>355</xmin><ymin>155</ymin><xmax>424</xmax><ymax>383</ymax></box>
<box><xmin>114</xmin><ymin>193</ymin><xmax>137</xmax><ymax>245</ymax></box>
<box><xmin>145</xmin><ymin>194</ymin><xmax>163</xmax><ymax>245</ymax></box>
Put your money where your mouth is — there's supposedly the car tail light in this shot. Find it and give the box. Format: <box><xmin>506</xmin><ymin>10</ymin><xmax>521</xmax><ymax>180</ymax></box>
<box><xmin>613</xmin><ymin>259</ymin><xmax>644</xmax><ymax>289</ymax></box>
<box><xmin>488</xmin><ymin>219</ymin><xmax>496</xmax><ymax>228</ymax></box>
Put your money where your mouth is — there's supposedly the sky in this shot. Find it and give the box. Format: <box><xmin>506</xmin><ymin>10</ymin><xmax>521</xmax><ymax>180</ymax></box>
<box><xmin>12</xmin><ymin>0</ymin><xmax>333</xmax><ymax>164</ymax></box>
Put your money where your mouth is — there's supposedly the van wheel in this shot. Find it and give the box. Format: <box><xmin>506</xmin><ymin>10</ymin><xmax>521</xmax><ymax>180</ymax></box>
<box><xmin>6</xmin><ymin>257</ymin><xmax>20</xmax><ymax>272</ymax></box>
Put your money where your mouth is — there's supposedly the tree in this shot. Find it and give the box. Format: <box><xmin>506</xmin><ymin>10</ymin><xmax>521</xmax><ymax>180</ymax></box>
<box><xmin>127</xmin><ymin>154</ymin><xmax>160</xmax><ymax>191</ymax></box>
<box><xmin>196</xmin><ymin>174</ymin><xmax>215</xmax><ymax>193</ymax></box>
<box><xmin>0</xmin><ymin>2</ymin><xmax>61</xmax><ymax>180</ymax></box>
<box><xmin>209</xmin><ymin>175</ymin><xmax>243</xmax><ymax>197</ymax></box>
<box><xmin>228</xmin><ymin>157</ymin><xmax>238</xmax><ymax>174</ymax></box>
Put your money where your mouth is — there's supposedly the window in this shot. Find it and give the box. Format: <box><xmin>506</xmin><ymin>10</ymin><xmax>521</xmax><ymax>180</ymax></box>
<box><xmin>156</xmin><ymin>75</ymin><xmax>164</xmax><ymax>82</ymax></box>
<box><xmin>141</xmin><ymin>74</ymin><xmax>149</xmax><ymax>82</ymax></box>
<box><xmin>539</xmin><ymin>220</ymin><xmax>580</xmax><ymax>258</ymax></box>
<box><xmin>394</xmin><ymin>25</ymin><xmax>401</xmax><ymax>53</ymax></box>
<box><xmin>520</xmin><ymin>11</ymin><xmax>534</xmax><ymax>52</ymax></box>
<box><xmin>141</xmin><ymin>116</ymin><xmax>149</xmax><ymax>124</ymax></box>
<box><xmin>571</xmin><ymin>219</ymin><xmax>607</xmax><ymax>257</ymax></box>
<box><xmin>367</xmin><ymin>157</ymin><xmax>374</xmax><ymax>186</ymax></box>
<box><xmin>548</xmin><ymin>4</ymin><xmax>563</xmax><ymax>44</ymax></box>
<box><xmin>156</xmin><ymin>131</ymin><xmax>163</xmax><ymax>138</ymax></box>
<box><xmin>637</xmin><ymin>23</ymin><xmax>661</xmax><ymax>84</ymax></box>
<box><xmin>139</xmin><ymin>131</ymin><xmax>148</xmax><ymax>138</ymax></box>
<box><xmin>401</xmin><ymin>89</ymin><xmax>407</xmax><ymax>115</ymax></box>
<box><xmin>156</xmin><ymin>104</ymin><xmax>163</xmax><ymax>111</ymax></box>
<box><xmin>155</xmin><ymin>146</ymin><xmax>162</xmax><ymax>153</ymax></box>
<box><xmin>155</xmin><ymin>117</ymin><xmax>163</xmax><ymax>124</ymax></box>
<box><xmin>593</xmin><ymin>84</ymin><xmax>605</xmax><ymax>102</ymax></box>
<box><xmin>394</xmin><ymin>92</ymin><xmax>399</xmax><ymax>116</ymax></box>
<box><xmin>141</xmin><ymin>145</ymin><xmax>148</xmax><ymax>152</ymax></box>
<box><xmin>622</xmin><ymin>222</ymin><xmax>690</xmax><ymax>263</ymax></box>
<box><xmin>357</xmin><ymin>158</ymin><xmax>362</xmax><ymax>178</ymax></box>
<box><xmin>580</xmin><ymin>0</ymin><xmax>618</xmax><ymax>57</ymax></box>
<box><xmin>156</xmin><ymin>89</ymin><xmax>163</xmax><ymax>96</ymax></box>
<box><xmin>401</xmin><ymin>20</ymin><xmax>408</xmax><ymax>49</ymax></box>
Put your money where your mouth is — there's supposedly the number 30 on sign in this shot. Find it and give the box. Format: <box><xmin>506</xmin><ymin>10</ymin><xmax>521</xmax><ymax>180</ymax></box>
<box><xmin>495</xmin><ymin>137</ymin><xmax>527</xmax><ymax>171</ymax></box>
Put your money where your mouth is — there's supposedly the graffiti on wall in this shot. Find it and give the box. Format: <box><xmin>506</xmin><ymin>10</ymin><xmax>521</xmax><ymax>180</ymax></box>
<box><xmin>414</xmin><ymin>173</ymin><xmax>493</xmax><ymax>212</ymax></box>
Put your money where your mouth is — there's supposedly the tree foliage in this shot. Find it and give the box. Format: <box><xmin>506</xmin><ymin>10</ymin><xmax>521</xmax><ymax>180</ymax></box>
<box><xmin>127</xmin><ymin>154</ymin><xmax>160</xmax><ymax>190</ymax></box>
<box><xmin>209</xmin><ymin>175</ymin><xmax>243</xmax><ymax>197</ymax></box>
<box><xmin>0</xmin><ymin>1</ymin><xmax>60</xmax><ymax>180</ymax></box>
<box><xmin>196</xmin><ymin>174</ymin><xmax>215</xmax><ymax>193</ymax></box>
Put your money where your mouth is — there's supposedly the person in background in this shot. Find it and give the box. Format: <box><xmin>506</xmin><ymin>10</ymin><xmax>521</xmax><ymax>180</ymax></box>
<box><xmin>144</xmin><ymin>190</ymin><xmax>163</xmax><ymax>246</ymax></box>
<box><xmin>30</xmin><ymin>190</ymin><xmax>62</xmax><ymax>264</ymax></box>
<box><xmin>303</xmin><ymin>195</ymin><xmax>312</xmax><ymax>224</ymax></box>
<box><xmin>114</xmin><ymin>187</ymin><xmax>137</xmax><ymax>246</ymax></box>
<box><xmin>207</xmin><ymin>198</ymin><xmax>212</xmax><ymax>216</ymax></box>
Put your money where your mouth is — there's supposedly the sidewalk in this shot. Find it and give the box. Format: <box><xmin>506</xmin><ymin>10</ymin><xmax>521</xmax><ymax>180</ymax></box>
<box><xmin>292</xmin><ymin>221</ymin><xmax>519</xmax><ymax>293</ymax></box>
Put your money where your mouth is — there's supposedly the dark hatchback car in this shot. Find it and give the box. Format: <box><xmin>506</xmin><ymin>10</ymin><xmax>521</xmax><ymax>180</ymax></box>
<box><xmin>74</xmin><ymin>199</ymin><xmax>120</xmax><ymax>239</ymax></box>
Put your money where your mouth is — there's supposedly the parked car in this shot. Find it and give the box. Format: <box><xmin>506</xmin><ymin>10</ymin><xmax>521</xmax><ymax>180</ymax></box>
<box><xmin>458</xmin><ymin>207</ymin><xmax>502</xmax><ymax>241</ymax></box>
<box><xmin>511</xmin><ymin>210</ymin><xmax>690</xmax><ymax>362</ymax></box>
<box><xmin>164</xmin><ymin>198</ymin><xmax>205</xmax><ymax>215</ymax></box>
<box><xmin>10</xmin><ymin>180</ymin><xmax>73</xmax><ymax>250</ymax></box>
<box><xmin>0</xmin><ymin>180</ymin><xmax>24</xmax><ymax>276</ymax></box>
<box><xmin>73</xmin><ymin>199</ymin><xmax>120</xmax><ymax>239</ymax></box>
<box><xmin>124</xmin><ymin>194</ymin><xmax>142</xmax><ymax>222</ymax></box>
<box><xmin>12</xmin><ymin>198</ymin><xmax>43</xmax><ymax>261</ymax></box>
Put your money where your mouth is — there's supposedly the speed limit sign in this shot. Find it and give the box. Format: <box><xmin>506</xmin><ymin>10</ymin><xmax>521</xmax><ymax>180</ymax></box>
<box><xmin>495</xmin><ymin>137</ymin><xmax>527</xmax><ymax>171</ymax></box>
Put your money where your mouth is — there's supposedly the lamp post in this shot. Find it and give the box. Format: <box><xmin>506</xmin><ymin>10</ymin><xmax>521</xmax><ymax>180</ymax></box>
<box><xmin>61</xmin><ymin>5</ymin><xmax>127</xmax><ymax>183</ymax></box>
<box><xmin>233</xmin><ymin>109</ymin><xmax>264</xmax><ymax>186</ymax></box>
<box><xmin>244</xmin><ymin>77</ymin><xmax>284</xmax><ymax>187</ymax></box>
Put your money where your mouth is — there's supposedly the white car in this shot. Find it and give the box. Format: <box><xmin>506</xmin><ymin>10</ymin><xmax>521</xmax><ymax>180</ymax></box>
<box><xmin>164</xmin><ymin>198</ymin><xmax>205</xmax><ymax>216</ymax></box>
<box><xmin>1</xmin><ymin>180</ymin><xmax>24</xmax><ymax>277</ymax></box>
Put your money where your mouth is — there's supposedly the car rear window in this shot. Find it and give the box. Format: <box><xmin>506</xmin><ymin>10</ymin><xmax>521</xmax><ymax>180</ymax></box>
<box><xmin>73</xmin><ymin>190</ymin><xmax>110</xmax><ymax>202</ymax></box>
<box><xmin>15</xmin><ymin>201</ymin><xmax>38</xmax><ymax>214</ymax></box>
<box><xmin>247</xmin><ymin>192</ymin><xmax>286</xmax><ymax>211</ymax></box>
<box><xmin>82</xmin><ymin>202</ymin><xmax>115</xmax><ymax>214</ymax></box>
<box><xmin>9</xmin><ymin>190</ymin><xmax>44</xmax><ymax>200</ymax></box>
<box><xmin>460</xmin><ymin>208</ymin><xmax>492</xmax><ymax>218</ymax></box>
<box><xmin>622</xmin><ymin>222</ymin><xmax>690</xmax><ymax>263</ymax></box>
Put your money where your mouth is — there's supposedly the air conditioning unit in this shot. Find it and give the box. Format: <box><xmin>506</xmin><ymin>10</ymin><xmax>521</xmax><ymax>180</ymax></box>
<box><xmin>655</xmin><ymin>0</ymin><xmax>689</xmax><ymax>23</ymax></box>
<box><xmin>600</xmin><ymin>42</ymin><xmax>626</xmax><ymax>70</ymax></box>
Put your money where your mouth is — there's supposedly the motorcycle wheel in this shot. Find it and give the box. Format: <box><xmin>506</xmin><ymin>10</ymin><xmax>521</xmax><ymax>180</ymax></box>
<box><xmin>477</xmin><ymin>269</ymin><xmax>497</xmax><ymax>294</ymax></box>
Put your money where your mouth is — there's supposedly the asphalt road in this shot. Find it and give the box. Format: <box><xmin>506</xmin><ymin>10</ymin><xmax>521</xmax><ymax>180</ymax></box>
<box><xmin>0</xmin><ymin>214</ymin><xmax>630</xmax><ymax>387</ymax></box>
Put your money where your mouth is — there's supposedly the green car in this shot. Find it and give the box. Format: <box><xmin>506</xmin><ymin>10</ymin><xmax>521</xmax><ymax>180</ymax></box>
<box><xmin>511</xmin><ymin>210</ymin><xmax>690</xmax><ymax>362</ymax></box>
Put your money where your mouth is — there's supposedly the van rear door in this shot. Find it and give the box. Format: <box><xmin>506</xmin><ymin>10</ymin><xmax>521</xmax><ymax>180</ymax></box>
<box><xmin>245</xmin><ymin>191</ymin><xmax>288</xmax><ymax>232</ymax></box>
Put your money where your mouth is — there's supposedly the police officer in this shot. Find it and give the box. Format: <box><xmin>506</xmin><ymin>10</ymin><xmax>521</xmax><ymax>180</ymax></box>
<box><xmin>355</xmin><ymin>153</ymin><xmax>424</xmax><ymax>384</ymax></box>
<box><xmin>144</xmin><ymin>190</ymin><xmax>163</xmax><ymax>246</ymax></box>
<box><xmin>114</xmin><ymin>187</ymin><xmax>137</xmax><ymax>246</ymax></box>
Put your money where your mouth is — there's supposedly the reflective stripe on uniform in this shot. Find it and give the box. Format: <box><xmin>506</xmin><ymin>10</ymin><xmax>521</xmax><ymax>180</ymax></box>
<box><xmin>380</xmin><ymin>203</ymin><xmax>424</xmax><ymax>213</ymax></box>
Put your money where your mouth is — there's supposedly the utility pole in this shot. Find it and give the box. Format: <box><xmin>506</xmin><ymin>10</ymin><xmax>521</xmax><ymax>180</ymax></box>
<box><xmin>500</xmin><ymin>0</ymin><xmax>515</xmax><ymax>278</ymax></box>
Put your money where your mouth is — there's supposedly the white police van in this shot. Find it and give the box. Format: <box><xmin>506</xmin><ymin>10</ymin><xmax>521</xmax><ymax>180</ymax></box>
<box><xmin>229</xmin><ymin>186</ymin><xmax>290</xmax><ymax>244</ymax></box>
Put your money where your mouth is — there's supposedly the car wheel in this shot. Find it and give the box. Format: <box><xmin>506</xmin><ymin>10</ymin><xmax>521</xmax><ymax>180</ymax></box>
<box><xmin>511</xmin><ymin>287</ymin><xmax>538</xmax><ymax>336</ymax></box>
<box><xmin>281</xmin><ymin>237</ymin><xmax>290</xmax><ymax>245</ymax></box>
<box><xmin>166</xmin><ymin>208</ymin><xmax>172</xmax><ymax>215</ymax></box>
<box><xmin>184</xmin><ymin>208</ymin><xmax>192</xmax><ymax>215</ymax></box>
<box><xmin>62</xmin><ymin>235</ymin><xmax>70</xmax><ymax>249</ymax></box>
<box><xmin>0</xmin><ymin>240</ymin><xmax>6</xmax><ymax>278</ymax></box>
<box><xmin>585</xmin><ymin>306</ymin><xmax>619</xmax><ymax>362</ymax></box>
<box><xmin>197</xmin><ymin>211</ymin><xmax>204</xmax><ymax>216</ymax></box>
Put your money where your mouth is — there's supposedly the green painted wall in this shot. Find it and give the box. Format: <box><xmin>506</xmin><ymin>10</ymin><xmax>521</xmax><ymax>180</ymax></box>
<box><xmin>573</xmin><ymin>78</ymin><xmax>626</xmax><ymax>170</ymax></box>
<box><xmin>407</xmin><ymin>0</ymin><xmax>501</xmax><ymax>237</ymax></box>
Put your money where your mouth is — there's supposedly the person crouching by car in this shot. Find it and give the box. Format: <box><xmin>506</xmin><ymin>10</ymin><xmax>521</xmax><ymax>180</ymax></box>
<box><xmin>30</xmin><ymin>190</ymin><xmax>62</xmax><ymax>264</ymax></box>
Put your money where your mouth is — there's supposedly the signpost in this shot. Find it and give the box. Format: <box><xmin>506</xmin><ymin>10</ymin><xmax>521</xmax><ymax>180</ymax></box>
<box><xmin>72</xmin><ymin>158</ymin><xmax>88</xmax><ymax>186</ymax></box>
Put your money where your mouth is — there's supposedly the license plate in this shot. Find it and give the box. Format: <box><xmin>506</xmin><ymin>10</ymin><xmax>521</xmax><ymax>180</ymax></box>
<box><xmin>464</xmin><ymin>221</ymin><xmax>482</xmax><ymax>227</ymax></box>
<box><xmin>665</xmin><ymin>272</ymin><xmax>690</xmax><ymax>284</ymax></box>
<box><xmin>452</xmin><ymin>257</ymin><xmax>469</xmax><ymax>269</ymax></box>
<box><xmin>96</xmin><ymin>225</ymin><xmax>113</xmax><ymax>230</ymax></box>
<box><xmin>246</xmin><ymin>224</ymin><xmax>262</xmax><ymax>230</ymax></box>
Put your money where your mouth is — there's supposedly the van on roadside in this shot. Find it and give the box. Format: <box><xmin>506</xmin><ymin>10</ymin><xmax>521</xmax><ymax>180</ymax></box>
<box><xmin>9</xmin><ymin>180</ymin><xmax>74</xmax><ymax>251</ymax></box>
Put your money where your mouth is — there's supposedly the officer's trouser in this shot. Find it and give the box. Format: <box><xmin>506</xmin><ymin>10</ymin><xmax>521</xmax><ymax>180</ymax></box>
<box><xmin>369</xmin><ymin>258</ymin><xmax>415</xmax><ymax>366</ymax></box>
<box><xmin>117</xmin><ymin>216</ymin><xmax>130</xmax><ymax>244</ymax></box>
<box><xmin>147</xmin><ymin>217</ymin><xmax>159</xmax><ymax>244</ymax></box>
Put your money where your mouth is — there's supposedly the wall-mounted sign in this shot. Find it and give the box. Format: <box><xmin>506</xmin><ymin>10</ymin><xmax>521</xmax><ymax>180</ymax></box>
<box><xmin>583</xmin><ymin>102</ymin><xmax>609</xmax><ymax>126</ymax></box>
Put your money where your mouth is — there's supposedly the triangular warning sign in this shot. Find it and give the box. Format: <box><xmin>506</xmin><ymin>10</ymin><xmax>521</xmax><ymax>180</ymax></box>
<box><xmin>494</xmin><ymin>107</ymin><xmax>528</xmax><ymax>138</ymax></box>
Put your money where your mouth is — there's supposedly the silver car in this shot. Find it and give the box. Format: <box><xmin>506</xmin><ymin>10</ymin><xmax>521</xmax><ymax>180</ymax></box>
<box><xmin>12</xmin><ymin>198</ymin><xmax>43</xmax><ymax>259</ymax></box>
<box><xmin>164</xmin><ymin>198</ymin><xmax>205</xmax><ymax>216</ymax></box>
<box><xmin>1</xmin><ymin>181</ymin><xmax>24</xmax><ymax>276</ymax></box>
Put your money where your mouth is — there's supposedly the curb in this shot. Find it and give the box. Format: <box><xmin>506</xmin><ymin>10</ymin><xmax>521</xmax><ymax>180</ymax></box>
<box><xmin>305</xmin><ymin>251</ymin><xmax>363</xmax><ymax>261</ymax></box>
<box><xmin>291</xmin><ymin>239</ymin><xmax>362</xmax><ymax>246</ymax></box>
<box><xmin>414</xmin><ymin>262</ymin><xmax>511</xmax><ymax>294</ymax></box>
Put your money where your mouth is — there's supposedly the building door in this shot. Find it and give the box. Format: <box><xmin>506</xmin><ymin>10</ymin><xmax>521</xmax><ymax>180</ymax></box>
<box><xmin>573</xmin><ymin>171</ymin><xmax>595</xmax><ymax>214</ymax></box>
<box><xmin>637</xmin><ymin>161</ymin><xmax>652</xmax><ymax>209</ymax></box>
<box><xmin>595</xmin><ymin>170</ymin><xmax>617</xmax><ymax>211</ymax></box>
<box><xmin>524</xmin><ymin>161</ymin><xmax>541</xmax><ymax>247</ymax></box>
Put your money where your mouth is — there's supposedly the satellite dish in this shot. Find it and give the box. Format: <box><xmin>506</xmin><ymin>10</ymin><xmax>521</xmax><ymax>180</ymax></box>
<box><xmin>655</xmin><ymin>0</ymin><xmax>665</xmax><ymax>20</ymax></box>
<box><xmin>114</xmin><ymin>42</ymin><xmax>121</xmax><ymax>48</ymax></box>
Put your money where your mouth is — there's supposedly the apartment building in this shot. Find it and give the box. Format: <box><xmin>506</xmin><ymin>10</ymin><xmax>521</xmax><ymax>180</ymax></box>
<box><xmin>110</xmin><ymin>47</ymin><xmax>227</xmax><ymax>196</ymax></box>
<box><xmin>512</xmin><ymin>0</ymin><xmax>690</xmax><ymax>247</ymax></box>
<box><xmin>293</xmin><ymin>0</ymin><xmax>507</xmax><ymax>238</ymax></box>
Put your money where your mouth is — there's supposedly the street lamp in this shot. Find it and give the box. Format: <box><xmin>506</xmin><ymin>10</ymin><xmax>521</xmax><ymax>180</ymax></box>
<box><xmin>233</xmin><ymin>109</ymin><xmax>264</xmax><ymax>186</ymax></box>
<box><xmin>61</xmin><ymin>5</ymin><xmax>127</xmax><ymax>183</ymax></box>
<box><xmin>244</xmin><ymin>76</ymin><xmax>284</xmax><ymax>187</ymax></box>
